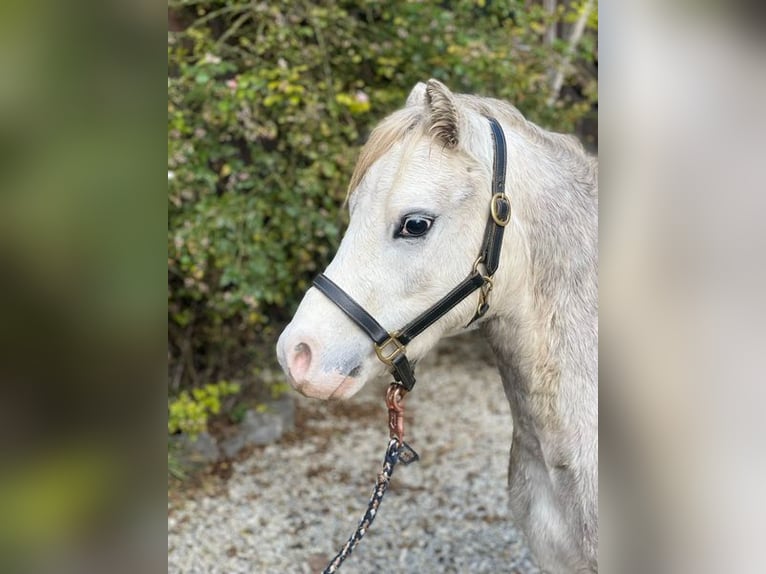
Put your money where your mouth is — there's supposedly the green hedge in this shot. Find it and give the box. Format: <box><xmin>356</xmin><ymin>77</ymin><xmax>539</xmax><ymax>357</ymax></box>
<box><xmin>168</xmin><ymin>0</ymin><xmax>597</xmax><ymax>391</ymax></box>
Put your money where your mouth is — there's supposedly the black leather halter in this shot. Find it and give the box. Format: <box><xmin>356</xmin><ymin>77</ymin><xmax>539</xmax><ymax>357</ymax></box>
<box><xmin>313</xmin><ymin>117</ymin><xmax>510</xmax><ymax>392</ymax></box>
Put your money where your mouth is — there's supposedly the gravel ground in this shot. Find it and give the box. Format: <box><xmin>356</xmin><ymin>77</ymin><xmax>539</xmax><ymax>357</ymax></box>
<box><xmin>168</xmin><ymin>334</ymin><xmax>540</xmax><ymax>574</ymax></box>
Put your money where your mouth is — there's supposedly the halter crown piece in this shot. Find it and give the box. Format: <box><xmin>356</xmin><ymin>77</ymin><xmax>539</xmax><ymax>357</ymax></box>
<box><xmin>313</xmin><ymin>117</ymin><xmax>509</xmax><ymax>392</ymax></box>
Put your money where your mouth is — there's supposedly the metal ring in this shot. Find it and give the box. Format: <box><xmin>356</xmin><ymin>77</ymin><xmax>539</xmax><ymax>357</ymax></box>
<box><xmin>490</xmin><ymin>193</ymin><xmax>511</xmax><ymax>227</ymax></box>
<box><xmin>471</xmin><ymin>255</ymin><xmax>485</xmax><ymax>275</ymax></box>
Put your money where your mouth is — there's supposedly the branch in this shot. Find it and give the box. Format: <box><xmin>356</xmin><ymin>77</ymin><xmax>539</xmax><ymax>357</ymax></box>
<box><xmin>543</xmin><ymin>0</ymin><xmax>557</xmax><ymax>48</ymax></box>
<box><xmin>547</xmin><ymin>0</ymin><xmax>595</xmax><ymax>107</ymax></box>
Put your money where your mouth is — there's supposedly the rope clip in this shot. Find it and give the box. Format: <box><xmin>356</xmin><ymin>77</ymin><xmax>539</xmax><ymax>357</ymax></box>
<box><xmin>385</xmin><ymin>383</ymin><xmax>419</xmax><ymax>466</ymax></box>
<box><xmin>385</xmin><ymin>383</ymin><xmax>406</xmax><ymax>444</ymax></box>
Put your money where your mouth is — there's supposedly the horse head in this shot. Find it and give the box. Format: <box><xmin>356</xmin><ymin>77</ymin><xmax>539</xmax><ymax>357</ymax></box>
<box><xmin>277</xmin><ymin>80</ymin><xmax>509</xmax><ymax>400</ymax></box>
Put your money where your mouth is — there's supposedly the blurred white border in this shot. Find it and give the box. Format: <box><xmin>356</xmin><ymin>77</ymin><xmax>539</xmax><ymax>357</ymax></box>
<box><xmin>600</xmin><ymin>2</ymin><xmax>766</xmax><ymax>572</ymax></box>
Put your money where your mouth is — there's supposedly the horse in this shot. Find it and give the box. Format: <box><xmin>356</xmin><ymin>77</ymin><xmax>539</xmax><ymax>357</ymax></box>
<box><xmin>277</xmin><ymin>79</ymin><xmax>598</xmax><ymax>573</ymax></box>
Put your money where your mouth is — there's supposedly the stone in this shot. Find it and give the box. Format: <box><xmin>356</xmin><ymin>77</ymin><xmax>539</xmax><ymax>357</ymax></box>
<box><xmin>172</xmin><ymin>431</ymin><xmax>220</xmax><ymax>465</ymax></box>
<box><xmin>219</xmin><ymin>396</ymin><xmax>295</xmax><ymax>457</ymax></box>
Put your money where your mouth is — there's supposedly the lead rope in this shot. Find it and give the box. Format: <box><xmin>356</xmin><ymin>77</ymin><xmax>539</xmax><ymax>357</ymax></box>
<box><xmin>321</xmin><ymin>383</ymin><xmax>419</xmax><ymax>574</ymax></box>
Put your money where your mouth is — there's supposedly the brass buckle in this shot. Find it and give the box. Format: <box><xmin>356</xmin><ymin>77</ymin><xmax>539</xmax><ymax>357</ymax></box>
<box><xmin>470</xmin><ymin>255</ymin><xmax>494</xmax><ymax>318</ymax></box>
<box><xmin>375</xmin><ymin>331</ymin><xmax>406</xmax><ymax>366</ymax></box>
<box><xmin>477</xmin><ymin>276</ymin><xmax>493</xmax><ymax>315</ymax></box>
<box><xmin>490</xmin><ymin>193</ymin><xmax>511</xmax><ymax>226</ymax></box>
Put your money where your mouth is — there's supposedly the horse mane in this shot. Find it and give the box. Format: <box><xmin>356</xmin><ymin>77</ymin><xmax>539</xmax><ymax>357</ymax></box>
<box><xmin>457</xmin><ymin>94</ymin><xmax>591</xmax><ymax>162</ymax></box>
<box><xmin>346</xmin><ymin>91</ymin><xmax>593</xmax><ymax>200</ymax></box>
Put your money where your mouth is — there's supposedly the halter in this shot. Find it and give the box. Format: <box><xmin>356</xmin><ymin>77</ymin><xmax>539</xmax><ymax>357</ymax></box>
<box><xmin>313</xmin><ymin>117</ymin><xmax>510</xmax><ymax>392</ymax></box>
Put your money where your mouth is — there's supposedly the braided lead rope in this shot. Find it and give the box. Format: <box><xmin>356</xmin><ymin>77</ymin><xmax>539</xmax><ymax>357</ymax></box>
<box><xmin>321</xmin><ymin>438</ymin><xmax>402</xmax><ymax>574</ymax></box>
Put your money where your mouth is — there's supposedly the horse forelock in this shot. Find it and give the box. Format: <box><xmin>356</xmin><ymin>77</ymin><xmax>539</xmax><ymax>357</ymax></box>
<box><xmin>346</xmin><ymin>108</ymin><xmax>425</xmax><ymax>200</ymax></box>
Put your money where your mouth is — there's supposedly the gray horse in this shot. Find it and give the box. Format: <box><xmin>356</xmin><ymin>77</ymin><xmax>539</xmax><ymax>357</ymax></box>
<box><xmin>277</xmin><ymin>80</ymin><xmax>598</xmax><ymax>573</ymax></box>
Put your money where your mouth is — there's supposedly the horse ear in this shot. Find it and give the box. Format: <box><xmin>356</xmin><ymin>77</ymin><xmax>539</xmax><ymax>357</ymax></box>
<box><xmin>406</xmin><ymin>82</ymin><xmax>427</xmax><ymax>106</ymax></box>
<box><xmin>425</xmin><ymin>79</ymin><xmax>459</xmax><ymax>148</ymax></box>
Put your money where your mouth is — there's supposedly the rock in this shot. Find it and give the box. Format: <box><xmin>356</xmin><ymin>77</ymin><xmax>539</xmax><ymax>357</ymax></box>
<box><xmin>268</xmin><ymin>394</ymin><xmax>295</xmax><ymax>430</ymax></box>
<box><xmin>219</xmin><ymin>433</ymin><xmax>246</xmax><ymax>459</ymax></box>
<box><xmin>219</xmin><ymin>396</ymin><xmax>295</xmax><ymax>457</ymax></box>
<box><xmin>172</xmin><ymin>431</ymin><xmax>220</xmax><ymax>465</ymax></box>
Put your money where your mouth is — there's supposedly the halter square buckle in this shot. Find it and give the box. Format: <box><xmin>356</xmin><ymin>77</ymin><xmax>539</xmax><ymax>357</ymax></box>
<box><xmin>375</xmin><ymin>332</ymin><xmax>406</xmax><ymax>366</ymax></box>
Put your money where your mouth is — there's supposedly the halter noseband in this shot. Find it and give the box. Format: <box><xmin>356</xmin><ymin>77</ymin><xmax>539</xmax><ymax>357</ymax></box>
<box><xmin>312</xmin><ymin>117</ymin><xmax>510</xmax><ymax>392</ymax></box>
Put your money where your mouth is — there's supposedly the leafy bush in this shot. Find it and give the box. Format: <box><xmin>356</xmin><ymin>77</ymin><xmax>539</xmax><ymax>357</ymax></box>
<box><xmin>168</xmin><ymin>0</ymin><xmax>597</xmax><ymax>391</ymax></box>
<box><xmin>168</xmin><ymin>381</ymin><xmax>241</xmax><ymax>438</ymax></box>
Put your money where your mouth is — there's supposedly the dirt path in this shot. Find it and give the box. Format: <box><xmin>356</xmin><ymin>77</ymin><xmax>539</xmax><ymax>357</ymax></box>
<box><xmin>168</xmin><ymin>334</ymin><xmax>540</xmax><ymax>573</ymax></box>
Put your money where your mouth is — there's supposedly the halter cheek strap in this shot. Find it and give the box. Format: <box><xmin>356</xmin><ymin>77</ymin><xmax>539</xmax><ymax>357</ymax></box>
<box><xmin>312</xmin><ymin>273</ymin><xmax>417</xmax><ymax>390</ymax></box>
<box><xmin>312</xmin><ymin>116</ymin><xmax>510</xmax><ymax>392</ymax></box>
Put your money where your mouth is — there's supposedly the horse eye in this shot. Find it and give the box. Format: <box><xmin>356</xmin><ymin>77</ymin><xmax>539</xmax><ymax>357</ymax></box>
<box><xmin>397</xmin><ymin>215</ymin><xmax>433</xmax><ymax>238</ymax></box>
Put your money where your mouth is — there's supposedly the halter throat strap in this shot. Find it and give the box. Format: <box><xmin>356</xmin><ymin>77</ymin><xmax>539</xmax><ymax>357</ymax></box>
<box><xmin>312</xmin><ymin>116</ymin><xmax>509</xmax><ymax>392</ymax></box>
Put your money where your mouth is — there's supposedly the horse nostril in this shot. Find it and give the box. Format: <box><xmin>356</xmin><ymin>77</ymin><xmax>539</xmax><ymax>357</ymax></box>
<box><xmin>347</xmin><ymin>365</ymin><xmax>361</xmax><ymax>378</ymax></box>
<box><xmin>289</xmin><ymin>342</ymin><xmax>312</xmax><ymax>381</ymax></box>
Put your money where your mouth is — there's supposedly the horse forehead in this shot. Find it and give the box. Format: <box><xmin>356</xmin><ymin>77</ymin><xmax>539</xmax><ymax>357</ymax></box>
<box><xmin>364</xmin><ymin>139</ymin><xmax>426</xmax><ymax>188</ymax></box>
<box><xmin>354</xmin><ymin>139</ymin><xmax>460</xmax><ymax>207</ymax></box>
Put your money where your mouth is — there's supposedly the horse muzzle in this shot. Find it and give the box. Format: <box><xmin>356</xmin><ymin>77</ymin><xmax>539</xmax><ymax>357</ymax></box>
<box><xmin>276</xmin><ymin>330</ymin><xmax>367</xmax><ymax>400</ymax></box>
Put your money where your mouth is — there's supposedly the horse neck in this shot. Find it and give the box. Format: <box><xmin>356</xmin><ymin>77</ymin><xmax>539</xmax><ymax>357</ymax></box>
<box><xmin>484</xmin><ymin>136</ymin><xmax>598</xmax><ymax>424</ymax></box>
